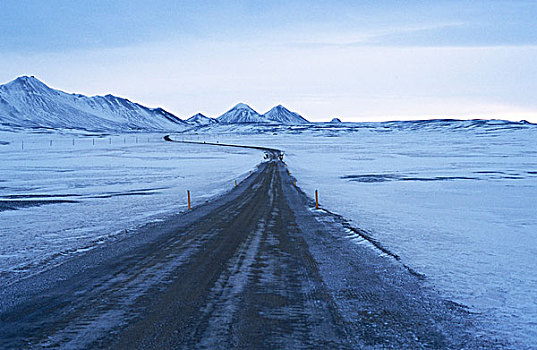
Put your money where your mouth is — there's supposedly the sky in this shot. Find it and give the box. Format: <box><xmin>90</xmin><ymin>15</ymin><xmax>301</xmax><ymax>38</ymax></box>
<box><xmin>1</xmin><ymin>0</ymin><xmax>536</xmax><ymax>122</ymax></box>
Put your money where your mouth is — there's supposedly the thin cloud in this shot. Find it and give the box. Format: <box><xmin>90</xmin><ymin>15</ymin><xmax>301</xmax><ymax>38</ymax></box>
<box><xmin>285</xmin><ymin>22</ymin><xmax>467</xmax><ymax>48</ymax></box>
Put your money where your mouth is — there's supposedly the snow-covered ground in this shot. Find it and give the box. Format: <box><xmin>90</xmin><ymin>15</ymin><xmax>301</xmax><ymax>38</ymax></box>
<box><xmin>2</xmin><ymin>121</ymin><xmax>536</xmax><ymax>348</ymax></box>
<box><xmin>221</xmin><ymin>123</ymin><xmax>536</xmax><ymax>348</ymax></box>
<box><xmin>0</xmin><ymin>131</ymin><xmax>262</xmax><ymax>285</ymax></box>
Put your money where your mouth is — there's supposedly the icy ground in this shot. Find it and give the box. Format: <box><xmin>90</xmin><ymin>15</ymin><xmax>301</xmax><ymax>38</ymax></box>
<box><xmin>0</xmin><ymin>131</ymin><xmax>261</xmax><ymax>285</ymax></box>
<box><xmin>214</xmin><ymin>123</ymin><xmax>536</xmax><ymax>349</ymax></box>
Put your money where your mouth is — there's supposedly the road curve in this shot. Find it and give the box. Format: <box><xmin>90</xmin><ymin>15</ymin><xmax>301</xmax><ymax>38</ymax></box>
<box><xmin>0</xmin><ymin>138</ymin><xmax>499</xmax><ymax>349</ymax></box>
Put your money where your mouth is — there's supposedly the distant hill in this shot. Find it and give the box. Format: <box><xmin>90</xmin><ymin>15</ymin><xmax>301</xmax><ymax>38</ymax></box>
<box><xmin>0</xmin><ymin>76</ymin><xmax>187</xmax><ymax>131</ymax></box>
<box><xmin>217</xmin><ymin>103</ymin><xmax>267</xmax><ymax>123</ymax></box>
<box><xmin>217</xmin><ymin>103</ymin><xmax>309</xmax><ymax>124</ymax></box>
<box><xmin>264</xmin><ymin>105</ymin><xmax>309</xmax><ymax>124</ymax></box>
<box><xmin>186</xmin><ymin>113</ymin><xmax>218</xmax><ymax>126</ymax></box>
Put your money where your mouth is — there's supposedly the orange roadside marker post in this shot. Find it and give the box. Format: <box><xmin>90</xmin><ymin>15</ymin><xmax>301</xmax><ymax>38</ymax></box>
<box><xmin>187</xmin><ymin>190</ymin><xmax>191</xmax><ymax>210</ymax></box>
<box><xmin>315</xmin><ymin>190</ymin><xmax>319</xmax><ymax>209</ymax></box>
<box><xmin>235</xmin><ymin>180</ymin><xmax>237</xmax><ymax>187</ymax></box>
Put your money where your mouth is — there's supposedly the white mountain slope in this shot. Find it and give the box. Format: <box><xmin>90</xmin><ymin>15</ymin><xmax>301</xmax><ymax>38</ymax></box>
<box><xmin>264</xmin><ymin>105</ymin><xmax>309</xmax><ymax>124</ymax></box>
<box><xmin>0</xmin><ymin>76</ymin><xmax>187</xmax><ymax>131</ymax></box>
<box><xmin>216</xmin><ymin>103</ymin><xmax>267</xmax><ymax>123</ymax></box>
<box><xmin>186</xmin><ymin>113</ymin><xmax>218</xmax><ymax>126</ymax></box>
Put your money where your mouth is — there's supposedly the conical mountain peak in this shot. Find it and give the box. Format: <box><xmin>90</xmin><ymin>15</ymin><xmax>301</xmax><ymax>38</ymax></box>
<box><xmin>187</xmin><ymin>113</ymin><xmax>218</xmax><ymax>125</ymax></box>
<box><xmin>217</xmin><ymin>103</ymin><xmax>265</xmax><ymax>123</ymax></box>
<box><xmin>264</xmin><ymin>104</ymin><xmax>309</xmax><ymax>124</ymax></box>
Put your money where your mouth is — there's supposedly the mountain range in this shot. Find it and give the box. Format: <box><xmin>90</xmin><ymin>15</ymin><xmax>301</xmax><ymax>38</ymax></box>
<box><xmin>0</xmin><ymin>76</ymin><xmax>310</xmax><ymax>131</ymax></box>
<box><xmin>216</xmin><ymin>103</ymin><xmax>309</xmax><ymax>124</ymax></box>
<box><xmin>0</xmin><ymin>76</ymin><xmax>188</xmax><ymax>131</ymax></box>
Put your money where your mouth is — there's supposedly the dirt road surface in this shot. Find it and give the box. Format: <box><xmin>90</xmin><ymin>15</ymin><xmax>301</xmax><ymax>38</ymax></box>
<box><xmin>0</xmin><ymin>141</ymin><xmax>500</xmax><ymax>349</ymax></box>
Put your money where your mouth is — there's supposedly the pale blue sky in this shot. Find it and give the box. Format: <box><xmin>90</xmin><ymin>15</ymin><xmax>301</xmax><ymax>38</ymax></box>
<box><xmin>1</xmin><ymin>1</ymin><xmax>536</xmax><ymax>121</ymax></box>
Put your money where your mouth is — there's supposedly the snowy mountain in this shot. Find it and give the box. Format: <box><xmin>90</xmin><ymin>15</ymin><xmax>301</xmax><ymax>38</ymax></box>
<box><xmin>217</xmin><ymin>103</ymin><xmax>267</xmax><ymax>124</ymax></box>
<box><xmin>0</xmin><ymin>76</ymin><xmax>187</xmax><ymax>131</ymax></box>
<box><xmin>330</xmin><ymin>117</ymin><xmax>342</xmax><ymax>123</ymax></box>
<box><xmin>186</xmin><ymin>113</ymin><xmax>218</xmax><ymax>126</ymax></box>
<box><xmin>264</xmin><ymin>105</ymin><xmax>309</xmax><ymax>124</ymax></box>
<box><xmin>216</xmin><ymin>103</ymin><xmax>310</xmax><ymax>124</ymax></box>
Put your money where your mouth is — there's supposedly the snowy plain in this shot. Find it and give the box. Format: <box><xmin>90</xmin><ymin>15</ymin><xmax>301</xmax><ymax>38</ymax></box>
<box><xmin>1</xmin><ymin>120</ymin><xmax>536</xmax><ymax>348</ymax></box>
<box><xmin>0</xmin><ymin>131</ymin><xmax>262</xmax><ymax>286</ymax></box>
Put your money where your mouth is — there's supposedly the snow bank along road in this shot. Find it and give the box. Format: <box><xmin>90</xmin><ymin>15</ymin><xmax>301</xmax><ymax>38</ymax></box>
<box><xmin>0</xmin><ymin>138</ymin><xmax>501</xmax><ymax>349</ymax></box>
